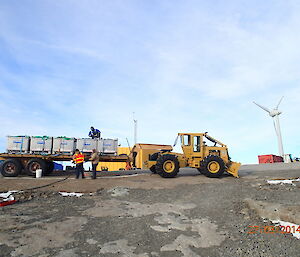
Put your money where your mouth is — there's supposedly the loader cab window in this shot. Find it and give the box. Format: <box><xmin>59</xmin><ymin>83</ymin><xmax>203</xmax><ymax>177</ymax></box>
<box><xmin>182</xmin><ymin>135</ymin><xmax>190</xmax><ymax>146</ymax></box>
<box><xmin>193</xmin><ymin>136</ymin><xmax>200</xmax><ymax>152</ymax></box>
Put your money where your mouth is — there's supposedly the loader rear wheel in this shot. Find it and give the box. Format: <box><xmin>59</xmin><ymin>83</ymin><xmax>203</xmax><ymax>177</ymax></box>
<box><xmin>155</xmin><ymin>154</ymin><xmax>179</xmax><ymax>178</ymax></box>
<box><xmin>200</xmin><ymin>155</ymin><xmax>225</xmax><ymax>178</ymax></box>
<box><xmin>1</xmin><ymin>159</ymin><xmax>22</xmax><ymax>177</ymax></box>
<box><xmin>26</xmin><ymin>158</ymin><xmax>47</xmax><ymax>176</ymax></box>
<box><xmin>197</xmin><ymin>168</ymin><xmax>204</xmax><ymax>174</ymax></box>
<box><xmin>149</xmin><ymin>152</ymin><xmax>160</xmax><ymax>161</ymax></box>
<box><xmin>150</xmin><ymin>165</ymin><xmax>156</xmax><ymax>173</ymax></box>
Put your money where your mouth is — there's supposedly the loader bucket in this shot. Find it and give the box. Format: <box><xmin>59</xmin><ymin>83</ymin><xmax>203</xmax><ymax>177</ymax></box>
<box><xmin>226</xmin><ymin>162</ymin><xmax>241</xmax><ymax>178</ymax></box>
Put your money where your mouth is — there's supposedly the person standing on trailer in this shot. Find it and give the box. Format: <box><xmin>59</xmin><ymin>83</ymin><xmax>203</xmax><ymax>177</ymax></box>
<box><xmin>73</xmin><ymin>149</ymin><xmax>85</xmax><ymax>179</ymax></box>
<box><xmin>88</xmin><ymin>127</ymin><xmax>101</xmax><ymax>139</ymax></box>
<box><xmin>89</xmin><ymin>149</ymin><xmax>100</xmax><ymax>179</ymax></box>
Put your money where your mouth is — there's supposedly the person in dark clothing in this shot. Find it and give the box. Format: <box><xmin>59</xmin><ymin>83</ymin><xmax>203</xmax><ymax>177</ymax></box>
<box><xmin>88</xmin><ymin>127</ymin><xmax>101</xmax><ymax>139</ymax></box>
<box><xmin>73</xmin><ymin>149</ymin><xmax>85</xmax><ymax>179</ymax></box>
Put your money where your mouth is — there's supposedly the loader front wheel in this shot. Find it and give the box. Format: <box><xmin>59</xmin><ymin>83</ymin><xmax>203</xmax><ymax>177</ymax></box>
<box><xmin>155</xmin><ymin>154</ymin><xmax>179</xmax><ymax>178</ymax></box>
<box><xmin>200</xmin><ymin>155</ymin><xmax>225</xmax><ymax>178</ymax></box>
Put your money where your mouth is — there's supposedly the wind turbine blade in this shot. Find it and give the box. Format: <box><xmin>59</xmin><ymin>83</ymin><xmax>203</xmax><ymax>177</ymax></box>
<box><xmin>253</xmin><ymin>101</ymin><xmax>271</xmax><ymax>113</ymax></box>
<box><xmin>276</xmin><ymin>96</ymin><xmax>284</xmax><ymax>109</ymax></box>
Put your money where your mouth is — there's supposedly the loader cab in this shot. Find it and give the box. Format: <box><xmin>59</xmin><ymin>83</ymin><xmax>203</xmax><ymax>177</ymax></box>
<box><xmin>180</xmin><ymin>133</ymin><xmax>204</xmax><ymax>160</ymax></box>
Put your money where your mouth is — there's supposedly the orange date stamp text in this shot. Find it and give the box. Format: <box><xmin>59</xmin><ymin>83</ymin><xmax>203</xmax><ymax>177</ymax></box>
<box><xmin>247</xmin><ymin>225</ymin><xmax>300</xmax><ymax>234</ymax></box>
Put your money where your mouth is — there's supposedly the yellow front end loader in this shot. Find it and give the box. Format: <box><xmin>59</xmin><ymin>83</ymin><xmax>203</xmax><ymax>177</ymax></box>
<box><xmin>135</xmin><ymin>132</ymin><xmax>241</xmax><ymax>178</ymax></box>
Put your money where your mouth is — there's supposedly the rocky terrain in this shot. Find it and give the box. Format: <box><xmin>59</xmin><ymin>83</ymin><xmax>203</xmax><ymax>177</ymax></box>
<box><xmin>0</xmin><ymin>163</ymin><xmax>299</xmax><ymax>257</ymax></box>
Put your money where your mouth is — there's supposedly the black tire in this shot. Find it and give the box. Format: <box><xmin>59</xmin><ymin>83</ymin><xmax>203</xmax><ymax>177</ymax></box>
<box><xmin>149</xmin><ymin>165</ymin><xmax>156</xmax><ymax>173</ymax></box>
<box><xmin>45</xmin><ymin>161</ymin><xmax>54</xmax><ymax>175</ymax></box>
<box><xmin>149</xmin><ymin>152</ymin><xmax>160</xmax><ymax>161</ymax></box>
<box><xmin>155</xmin><ymin>154</ymin><xmax>179</xmax><ymax>178</ymax></box>
<box><xmin>197</xmin><ymin>168</ymin><xmax>204</xmax><ymax>174</ymax></box>
<box><xmin>200</xmin><ymin>155</ymin><xmax>225</xmax><ymax>178</ymax></box>
<box><xmin>1</xmin><ymin>159</ymin><xmax>22</xmax><ymax>177</ymax></box>
<box><xmin>25</xmin><ymin>158</ymin><xmax>48</xmax><ymax>176</ymax></box>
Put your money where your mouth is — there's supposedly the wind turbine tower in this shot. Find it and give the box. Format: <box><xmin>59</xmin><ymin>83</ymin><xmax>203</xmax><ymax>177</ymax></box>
<box><xmin>253</xmin><ymin>97</ymin><xmax>284</xmax><ymax>157</ymax></box>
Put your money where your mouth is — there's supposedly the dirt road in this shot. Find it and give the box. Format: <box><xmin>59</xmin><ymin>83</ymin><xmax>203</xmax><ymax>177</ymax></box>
<box><xmin>0</xmin><ymin>163</ymin><xmax>299</xmax><ymax>257</ymax></box>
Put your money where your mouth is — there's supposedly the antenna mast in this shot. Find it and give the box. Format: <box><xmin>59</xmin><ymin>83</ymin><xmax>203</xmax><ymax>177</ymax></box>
<box><xmin>133</xmin><ymin>112</ymin><xmax>137</xmax><ymax>145</ymax></box>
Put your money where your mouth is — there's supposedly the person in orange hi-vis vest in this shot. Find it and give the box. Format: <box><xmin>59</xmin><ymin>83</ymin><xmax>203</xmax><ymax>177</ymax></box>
<box><xmin>73</xmin><ymin>149</ymin><xmax>85</xmax><ymax>179</ymax></box>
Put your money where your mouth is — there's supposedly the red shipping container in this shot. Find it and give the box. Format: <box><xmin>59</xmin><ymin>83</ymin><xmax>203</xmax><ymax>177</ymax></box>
<box><xmin>258</xmin><ymin>155</ymin><xmax>283</xmax><ymax>163</ymax></box>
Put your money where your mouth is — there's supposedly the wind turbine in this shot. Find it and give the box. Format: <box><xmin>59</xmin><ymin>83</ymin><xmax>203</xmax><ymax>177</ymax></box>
<box><xmin>253</xmin><ymin>97</ymin><xmax>284</xmax><ymax>157</ymax></box>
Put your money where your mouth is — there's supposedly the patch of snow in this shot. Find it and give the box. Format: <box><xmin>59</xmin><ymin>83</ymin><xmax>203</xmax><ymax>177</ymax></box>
<box><xmin>0</xmin><ymin>190</ymin><xmax>19</xmax><ymax>201</ymax></box>
<box><xmin>267</xmin><ymin>178</ymin><xmax>300</xmax><ymax>185</ymax></box>
<box><xmin>108</xmin><ymin>187</ymin><xmax>129</xmax><ymax>197</ymax></box>
<box><xmin>59</xmin><ymin>192</ymin><xmax>83</xmax><ymax>197</ymax></box>
<box><xmin>86</xmin><ymin>238</ymin><xmax>98</xmax><ymax>245</ymax></box>
<box><xmin>271</xmin><ymin>220</ymin><xmax>300</xmax><ymax>239</ymax></box>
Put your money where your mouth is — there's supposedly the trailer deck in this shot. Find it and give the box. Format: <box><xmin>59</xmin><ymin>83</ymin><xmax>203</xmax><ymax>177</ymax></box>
<box><xmin>0</xmin><ymin>152</ymin><xmax>129</xmax><ymax>177</ymax></box>
<box><xmin>0</xmin><ymin>153</ymin><xmax>128</xmax><ymax>162</ymax></box>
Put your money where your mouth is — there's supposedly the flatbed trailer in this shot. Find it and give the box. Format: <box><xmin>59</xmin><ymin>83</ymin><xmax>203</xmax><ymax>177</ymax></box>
<box><xmin>0</xmin><ymin>153</ymin><xmax>129</xmax><ymax>177</ymax></box>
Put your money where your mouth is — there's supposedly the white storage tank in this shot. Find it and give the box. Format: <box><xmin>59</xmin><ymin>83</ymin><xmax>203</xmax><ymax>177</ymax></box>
<box><xmin>7</xmin><ymin>136</ymin><xmax>30</xmax><ymax>153</ymax></box>
<box><xmin>98</xmin><ymin>139</ymin><xmax>118</xmax><ymax>155</ymax></box>
<box><xmin>30</xmin><ymin>136</ymin><xmax>53</xmax><ymax>154</ymax></box>
<box><xmin>76</xmin><ymin>138</ymin><xmax>98</xmax><ymax>153</ymax></box>
<box><xmin>53</xmin><ymin>137</ymin><xmax>76</xmax><ymax>154</ymax></box>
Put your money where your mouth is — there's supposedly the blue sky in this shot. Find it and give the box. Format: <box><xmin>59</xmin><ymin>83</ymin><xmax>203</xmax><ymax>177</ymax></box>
<box><xmin>1</xmin><ymin>0</ymin><xmax>300</xmax><ymax>164</ymax></box>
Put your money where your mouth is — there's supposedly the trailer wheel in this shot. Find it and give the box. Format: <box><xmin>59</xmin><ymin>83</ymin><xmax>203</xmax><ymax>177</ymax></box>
<box><xmin>200</xmin><ymin>155</ymin><xmax>225</xmax><ymax>178</ymax></box>
<box><xmin>155</xmin><ymin>154</ymin><xmax>179</xmax><ymax>178</ymax></box>
<box><xmin>45</xmin><ymin>161</ymin><xmax>54</xmax><ymax>175</ymax></box>
<box><xmin>25</xmin><ymin>158</ymin><xmax>47</xmax><ymax>176</ymax></box>
<box><xmin>1</xmin><ymin>159</ymin><xmax>22</xmax><ymax>177</ymax></box>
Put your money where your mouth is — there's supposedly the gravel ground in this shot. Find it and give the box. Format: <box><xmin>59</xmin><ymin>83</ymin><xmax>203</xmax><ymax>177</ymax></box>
<box><xmin>0</xmin><ymin>163</ymin><xmax>299</xmax><ymax>257</ymax></box>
